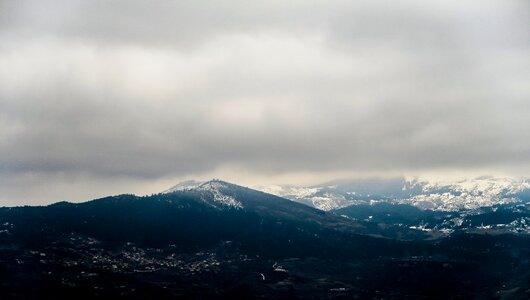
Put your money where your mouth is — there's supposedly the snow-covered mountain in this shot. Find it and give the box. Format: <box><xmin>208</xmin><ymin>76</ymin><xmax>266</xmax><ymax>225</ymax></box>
<box><xmin>161</xmin><ymin>179</ymin><xmax>355</xmax><ymax>230</ymax></box>
<box><xmin>401</xmin><ymin>177</ymin><xmax>530</xmax><ymax>211</ymax></box>
<box><xmin>254</xmin><ymin>177</ymin><xmax>530</xmax><ymax>212</ymax></box>
<box><xmin>163</xmin><ymin>179</ymin><xmax>243</xmax><ymax>209</ymax></box>
<box><xmin>162</xmin><ymin>178</ymin><xmax>530</xmax><ymax>236</ymax></box>
<box><xmin>163</xmin><ymin>180</ymin><xmax>205</xmax><ymax>193</ymax></box>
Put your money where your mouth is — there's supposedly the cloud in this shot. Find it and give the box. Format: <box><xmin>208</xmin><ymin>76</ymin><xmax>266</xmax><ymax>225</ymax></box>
<box><xmin>1</xmin><ymin>0</ymin><xmax>529</xmax><ymax>204</ymax></box>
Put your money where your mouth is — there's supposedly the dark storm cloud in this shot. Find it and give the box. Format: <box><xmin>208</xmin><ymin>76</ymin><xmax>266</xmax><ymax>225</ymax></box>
<box><xmin>1</xmin><ymin>0</ymin><xmax>529</xmax><ymax>204</ymax></box>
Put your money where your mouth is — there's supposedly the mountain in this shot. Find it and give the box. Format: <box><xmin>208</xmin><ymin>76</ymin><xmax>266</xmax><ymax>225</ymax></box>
<box><xmin>164</xmin><ymin>180</ymin><xmax>244</xmax><ymax>209</ymax></box>
<box><xmin>0</xmin><ymin>180</ymin><xmax>408</xmax><ymax>257</ymax></box>
<box><xmin>257</xmin><ymin>176</ymin><xmax>530</xmax><ymax>212</ymax></box>
<box><xmin>160</xmin><ymin>179</ymin><xmax>357</xmax><ymax>231</ymax></box>
<box><xmin>1</xmin><ymin>179</ymin><xmax>530</xmax><ymax>299</ymax></box>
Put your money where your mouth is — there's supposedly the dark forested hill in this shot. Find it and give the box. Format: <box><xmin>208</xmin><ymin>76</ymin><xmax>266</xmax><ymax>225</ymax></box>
<box><xmin>0</xmin><ymin>181</ymin><xmax>410</xmax><ymax>258</ymax></box>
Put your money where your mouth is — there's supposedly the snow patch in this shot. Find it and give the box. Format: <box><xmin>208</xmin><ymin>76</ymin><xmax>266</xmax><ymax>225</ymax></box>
<box><xmin>164</xmin><ymin>180</ymin><xmax>243</xmax><ymax>209</ymax></box>
<box><xmin>195</xmin><ymin>181</ymin><xmax>243</xmax><ymax>209</ymax></box>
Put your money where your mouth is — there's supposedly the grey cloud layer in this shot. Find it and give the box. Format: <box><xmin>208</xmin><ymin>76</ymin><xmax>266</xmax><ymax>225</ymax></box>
<box><xmin>1</xmin><ymin>0</ymin><xmax>529</xmax><ymax>203</ymax></box>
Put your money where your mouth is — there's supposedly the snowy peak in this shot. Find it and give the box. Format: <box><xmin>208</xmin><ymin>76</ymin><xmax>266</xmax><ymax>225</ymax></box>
<box><xmin>161</xmin><ymin>180</ymin><xmax>353</xmax><ymax>230</ymax></box>
<box><xmin>419</xmin><ymin>176</ymin><xmax>529</xmax><ymax>196</ymax></box>
<box><xmin>254</xmin><ymin>177</ymin><xmax>530</xmax><ymax>212</ymax></box>
<box><xmin>163</xmin><ymin>180</ymin><xmax>205</xmax><ymax>193</ymax></box>
<box><xmin>164</xmin><ymin>179</ymin><xmax>243</xmax><ymax>209</ymax></box>
<box><xmin>193</xmin><ymin>180</ymin><xmax>243</xmax><ymax>209</ymax></box>
<box><xmin>164</xmin><ymin>179</ymin><xmax>237</xmax><ymax>193</ymax></box>
<box><xmin>254</xmin><ymin>178</ymin><xmax>416</xmax><ymax>211</ymax></box>
<box><xmin>163</xmin><ymin>177</ymin><xmax>530</xmax><ymax>212</ymax></box>
<box><xmin>403</xmin><ymin>177</ymin><xmax>530</xmax><ymax>211</ymax></box>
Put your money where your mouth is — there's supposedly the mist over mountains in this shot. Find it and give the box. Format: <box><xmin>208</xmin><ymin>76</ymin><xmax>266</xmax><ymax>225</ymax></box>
<box><xmin>255</xmin><ymin>176</ymin><xmax>530</xmax><ymax>211</ymax></box>
<box><xmin>3</xmin><ymin>1</ymin><xmax>529</xmax><ymax>299</ymax></box>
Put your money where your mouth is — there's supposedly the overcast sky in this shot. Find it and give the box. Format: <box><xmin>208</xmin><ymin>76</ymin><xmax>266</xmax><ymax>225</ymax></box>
<box><xmin>1</xmin><ymin>0</ymin><xmax>529</xmax><ymax>205</ymax></box>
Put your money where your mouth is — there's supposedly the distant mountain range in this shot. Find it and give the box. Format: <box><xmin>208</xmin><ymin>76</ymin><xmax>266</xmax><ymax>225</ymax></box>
<box><xmin>159</xmin><ymin>178</ymin><xmax>530</xmax><ymax>236</ymax></box>
<box><xmin>254</xmin><ymin>176</ymin><xmax>530</xmax><ymax>211</ymax></box>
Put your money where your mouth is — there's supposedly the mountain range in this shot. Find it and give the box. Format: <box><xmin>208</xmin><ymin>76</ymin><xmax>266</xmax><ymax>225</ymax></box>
<box><xmin>255</xmin><ymin>176</ymin><xmax>530</xmax><ymax>211</ymax></box>
<box><xmin>1</xmin><ymin>178</ymin><xmax>529</xmax><ymax>299</ymax></box>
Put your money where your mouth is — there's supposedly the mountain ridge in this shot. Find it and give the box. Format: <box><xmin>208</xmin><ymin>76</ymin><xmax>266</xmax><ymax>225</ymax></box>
<box><xmin>1</xmin><ymin>178</ymin><xmax>530</xmax><ymax>299</ymax></box>
<box><xmin>254</xmin><ymin>176</ymin><xmax>530</xmax><ymax>211</ymax></box>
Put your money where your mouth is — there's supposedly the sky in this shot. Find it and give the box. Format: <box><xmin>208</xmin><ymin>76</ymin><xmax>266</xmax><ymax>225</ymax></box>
<box><xmin>1</xmin><ymin>0</ymin><xmax>529</xmax><ymax>205</ymax></box>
